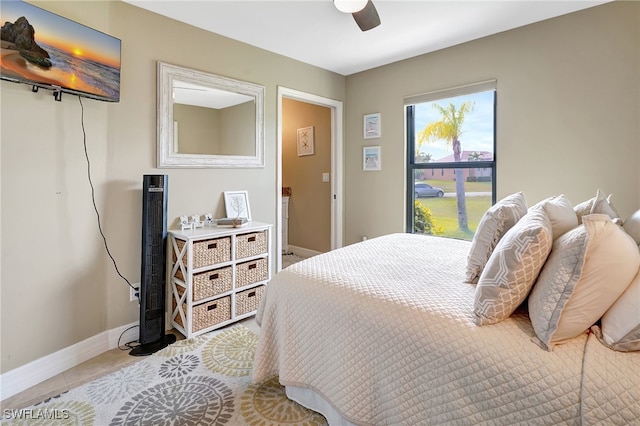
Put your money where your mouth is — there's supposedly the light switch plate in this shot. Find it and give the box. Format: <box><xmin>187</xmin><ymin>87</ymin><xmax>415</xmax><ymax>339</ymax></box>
<box><xmin>322</xmin><ymin>173</ymin><xmax>330</xmax><ymax>182</ymax></box>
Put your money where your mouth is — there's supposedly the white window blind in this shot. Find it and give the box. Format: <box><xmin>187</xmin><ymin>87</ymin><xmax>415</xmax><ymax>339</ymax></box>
<box><xmin>404</xmin><ymin>79</ymin><xmax>496</xmax><ymax>106</ymax></box>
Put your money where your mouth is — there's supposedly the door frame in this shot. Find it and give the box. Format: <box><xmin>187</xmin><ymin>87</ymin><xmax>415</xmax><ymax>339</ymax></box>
<box><xmin>276</xmin><ymin>86</ymin><xmax>344</xmax><ymax>271</ymax></box>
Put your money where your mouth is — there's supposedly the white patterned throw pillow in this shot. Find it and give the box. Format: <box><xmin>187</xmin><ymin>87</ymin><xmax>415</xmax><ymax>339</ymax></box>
<box><xmin>465</xmin><ymin>192</ymin><xmax>528</xmax><ymax>284</ymax></box>
<box><xmin>473</xmin><ymin>207</ymin><xmax>553</xmax><ymax>326</ymax></box>
<box><xmin>528</xmin><ymin>214</ymin><xmax>640</xmax><ymax>350</ymax></box>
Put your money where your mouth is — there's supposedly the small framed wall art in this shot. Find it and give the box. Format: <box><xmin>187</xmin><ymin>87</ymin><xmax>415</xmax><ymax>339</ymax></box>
<box><xmin>363</xmin><ymin>146</ymin><xmax>381</xmax><ymax>171</ymax></box>
<box><xmin>297</xmin><ymin>126</ymin><xmax>315</xmax><ymax>156</ymax></box>
<box><xmin>224</xmin><ymin>190</ymin><xmax>252</xmax><ymax>220</ymax></box>
<box><xmin>363</xmin><ymin>113</ymin><xmax>381</xmax><ymax>139</ymax></box>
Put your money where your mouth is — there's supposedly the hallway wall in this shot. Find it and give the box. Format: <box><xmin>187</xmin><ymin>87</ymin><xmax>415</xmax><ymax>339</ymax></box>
<box><xmin>282</xmin><ymin>99</ymin><xmax>332</xmax><ymax>253</ymax></box>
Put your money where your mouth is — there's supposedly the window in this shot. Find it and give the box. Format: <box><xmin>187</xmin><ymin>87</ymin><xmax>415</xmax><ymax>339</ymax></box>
<box><xmin>405</xmin><ymin>81</ymin><xmax>496</xmax><ymax>240</ymax></box>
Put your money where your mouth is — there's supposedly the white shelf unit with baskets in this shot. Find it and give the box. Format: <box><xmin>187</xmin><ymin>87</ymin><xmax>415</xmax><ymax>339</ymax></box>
<box><xmin>168</xmin><ymin>222</ymin><xmax>272</xmax><ymax>338</ymax></box>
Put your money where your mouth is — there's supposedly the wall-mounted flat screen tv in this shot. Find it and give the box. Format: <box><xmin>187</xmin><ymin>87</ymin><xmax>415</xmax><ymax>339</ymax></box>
<box><xmin>0</xmin><ymin>0</ymin><xmax>121</xmax><ymax>102</ymax></box>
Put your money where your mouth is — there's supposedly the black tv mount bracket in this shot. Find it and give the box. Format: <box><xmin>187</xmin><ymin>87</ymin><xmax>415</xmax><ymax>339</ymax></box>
<box><xmin>32</xmin><ymin>85</ymin><xmax>63</xmax><ymax>102</ymax></box>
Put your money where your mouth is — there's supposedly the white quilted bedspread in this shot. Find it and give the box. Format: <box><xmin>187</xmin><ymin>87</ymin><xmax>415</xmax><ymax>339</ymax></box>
<box><xmin>252</xmin><ymin>233</ymin><xmax>639</xmax><ymax>425</ymax></box>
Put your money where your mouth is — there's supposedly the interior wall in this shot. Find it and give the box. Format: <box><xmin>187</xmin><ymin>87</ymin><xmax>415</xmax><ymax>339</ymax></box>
<box><xmin>173</xmin><ymin>102</ymin><xmax>255</xmax><ymax>155</ymax></box>
<box><xmin>173</xmin><ymin>104</ymin><xmax>219</xmax><ymax>154</ymax></box>
<box><xmin>1</xmin><ymin>0</ymin><xmax>112</xmax><ymax>377</ymax></box>
<box><xmin>282</xmin><ymin>98</ymin><xmax>332</xmax><ymax>253</ymax></box>
<box><xmin>344</xmin><ymin>1</ymin><xmax>640</xmax><ymax>245</ymax></box>
<box><xmin>219</xmin><ymin>102</ymin><xmax>255</xmax><ymax>156</ymax></box>
<box><xmin>1</xmin><ymin>0</ymin><xmax>345</xmax><ymax>374</ymax></box>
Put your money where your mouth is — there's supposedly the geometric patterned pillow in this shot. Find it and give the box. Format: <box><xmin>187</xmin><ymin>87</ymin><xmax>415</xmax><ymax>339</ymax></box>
<box><xmin>465</xmin><ymin>192</ymin><xmax>528</xmax><ymax>284</ymax></box>
<box><xmin>529</xmin><ymin>214</ymin><xmax>640</xmax><ymax>350</ymax></box>
<box><xmin>473</xmin><ymin>207</ymin><xmax>553</xmax><ymax>326</ymax></box>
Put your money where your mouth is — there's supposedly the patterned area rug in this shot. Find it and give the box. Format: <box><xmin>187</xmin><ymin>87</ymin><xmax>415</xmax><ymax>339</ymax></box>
<box><xmin>7</xmin><ymin>325</ymin><xmax>327</xmax><ymax>425</ymax></box>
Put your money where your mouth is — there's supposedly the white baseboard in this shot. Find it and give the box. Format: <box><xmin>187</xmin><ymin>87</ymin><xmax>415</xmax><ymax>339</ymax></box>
<box><xmin>286</xmin><ymin>245</ymin><xmax>322</xmax><ymax>259</ymax></box>
<box><xmin>0</xmin><ymin>322</ymin><xmax>139</xmax><ymax>402</ymax></box>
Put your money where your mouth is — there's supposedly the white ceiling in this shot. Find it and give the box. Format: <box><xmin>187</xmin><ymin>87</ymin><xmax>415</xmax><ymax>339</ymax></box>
<box><xmin>173</xmin><ymin>80</ymin><xmax>253</xmax><ymax>108</ymax></box>
<box><xmin>124</xmin><ymin>0</ymin><xmax>610</xmax><ymax>76</ymax></box>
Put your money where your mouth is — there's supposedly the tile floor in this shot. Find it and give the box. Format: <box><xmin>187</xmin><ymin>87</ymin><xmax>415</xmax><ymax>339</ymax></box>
<box><xmin>1</xmin><ymin>317</ymin><xmax>261</xmax><ymax>411</ymax></box>
<box><xmin>282</xmin><ymin>253</ymin><xmax>306</xmax><ymax>269</ymax></box>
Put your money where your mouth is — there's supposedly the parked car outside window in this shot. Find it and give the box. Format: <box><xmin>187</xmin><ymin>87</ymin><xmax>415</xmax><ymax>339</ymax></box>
<box><xmin>415</xmin><ymin>183</ymin><xmax>444</xmax><ymax>198</ymax></box>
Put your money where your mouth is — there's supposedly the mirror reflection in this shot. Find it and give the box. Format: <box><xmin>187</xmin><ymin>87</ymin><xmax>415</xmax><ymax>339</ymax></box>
<box><xmin>173</xmin><ymin>81</ymin><xmax>255</xmax><ymax>156</ymax></box>
<box><xmin>157</xmin><ymin>62</ymin><xmax>265</xmax><ymax>168</ymax></box>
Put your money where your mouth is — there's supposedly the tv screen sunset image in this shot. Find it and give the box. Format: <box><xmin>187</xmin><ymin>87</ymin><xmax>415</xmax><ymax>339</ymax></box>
<box><xmin>0</xmin><ymin>0</ymin><xmax>121</xmax><ymax>101</ymax></box>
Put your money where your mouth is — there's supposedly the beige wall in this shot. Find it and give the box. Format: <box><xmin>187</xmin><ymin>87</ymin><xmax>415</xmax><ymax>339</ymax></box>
<box><xmin>219</xmin><ymin>101</ymin><xmax>255</xmax><ymax>156</ymax></box>
<box><xmin>282</xmin><ymin>99</ymin><xmax>332</xmax><ymax>253</ymax></box>
<box><xmin>0</xmin><ymin>0</ymin><xmax>345</xmax><ymax>373</ymax></box>
<box><xmin>344</xmin><ymin>1</ymin><xmax>640</xmax><ymax>245</ymax></box>
<box><xmin>173</xmin><ymin>102</ymin><xmax>255</xmax><ymax>156</ymax></box>
<box><xmin>173</xmin><ymin>104</ymin><xmax>219</xmax><ymax>154</ymax></box>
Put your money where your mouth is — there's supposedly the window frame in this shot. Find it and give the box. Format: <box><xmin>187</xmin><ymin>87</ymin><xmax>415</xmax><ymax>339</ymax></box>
<box><xmin>405</xmin><ymin>82</ymin><xmax>498</xmax><ymax>234</ymax></box>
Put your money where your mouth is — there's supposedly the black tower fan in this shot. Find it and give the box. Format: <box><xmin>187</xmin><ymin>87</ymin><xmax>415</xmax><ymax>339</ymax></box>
<box><xmin>130</xmin><ymin>175</ymin><xmax>177</xmax><ymax>356</ymax></box>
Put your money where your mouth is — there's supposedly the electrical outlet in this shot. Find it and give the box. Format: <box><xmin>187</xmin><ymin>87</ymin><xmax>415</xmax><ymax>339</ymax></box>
<box><xmin>130</xmin><ymin>284</ymin><xmax>140</xmax><ymax>302</ymax></box>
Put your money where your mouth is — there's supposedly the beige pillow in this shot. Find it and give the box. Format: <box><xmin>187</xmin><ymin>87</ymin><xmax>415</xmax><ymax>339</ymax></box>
<box><xmin>473</xmin><ymin>207</ymin><xmax>552</xmax><ymax>326</ymax></box>
<box><xmin>528</xmin><ymin>214</ymin><xmax>640</xmax><ymax>350</ymax></box>
<box><xmin>594</xmin><ymin>268</ymin><xmax>640</xmax><ymax>351</ymax></box>
<box><xmin>532</xmin><ymin>195</ymin><xmax>578</xmax><ymax>240</ymax></box>
<box><xmin>465</xmin><ymin>192</ymin><xmax>528</xmax><ymax>283</ymax></box>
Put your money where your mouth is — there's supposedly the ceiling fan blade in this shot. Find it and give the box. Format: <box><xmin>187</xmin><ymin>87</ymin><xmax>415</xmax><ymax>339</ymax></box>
<box><xmin>352</xmin><ymin>0</ymin><xmax>380</xmax><ymax>32</ymax></box>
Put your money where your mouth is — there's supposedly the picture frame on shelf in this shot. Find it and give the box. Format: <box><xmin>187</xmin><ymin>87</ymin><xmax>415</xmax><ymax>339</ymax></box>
<box><xmin>296</xmin><ymin>126</ymin><xmax>315</xmax><ymax>156</ymax></box>
<box><xmin>224</xmin><ymin>190</ymin><xmax>252</xmax><ymax>221</ymax></box>
<box><xmin>363</xmin><ymin>113</ymin><xmax>381</xmax><ymax>139</ymax></box>
<box><xmin>363</xmin><ymin>146</ymin><xmax>381</xmax><ymax>171</ymax></box>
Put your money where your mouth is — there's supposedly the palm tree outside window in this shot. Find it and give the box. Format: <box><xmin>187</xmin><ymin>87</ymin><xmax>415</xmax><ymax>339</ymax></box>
<box><xmin>405</xmin><ymin>81</ymin><xmax>496</xmax><ymax>240</ymax></box>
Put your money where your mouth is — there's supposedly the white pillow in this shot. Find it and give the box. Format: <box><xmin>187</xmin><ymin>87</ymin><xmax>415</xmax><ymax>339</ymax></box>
<box><xmin>574</xmin><ymin>189</ymin><xmax>620</xmax><ymax>224</ymax></box>
<box><xmin>528</xmin><ymin>214</ymin><xmax>640</xmax><ymax>350</ymax></box>
<box><xmin>474</xmin><ymin>207</ymin><xmax>552</xmax><ymax>326</ymax></box>
<box><xmin>598</xmin><ymin>193</ymin><xmax>621</xmax><ymax>222</ymax></box>
<box><xmin>532</xmin><ymin>195</ymin><xmax>578</xmax><ymax>240</ymax></box>
<box><xmin>594</xmin><ymin>268</ymin><xmax>640</xmax><ymax>351</ymax></box>
<box><xmin>465</xmin><ymin>192</ymin><xmax>528</xmax><ymax>283</ymax></box>
<box><xmin>623</xmin><ymin>209</ymin><xmax>640</xmax><ymax>245</ymax></box>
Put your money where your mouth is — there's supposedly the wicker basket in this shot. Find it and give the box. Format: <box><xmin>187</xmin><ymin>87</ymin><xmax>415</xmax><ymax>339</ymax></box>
<box><xmin>235</xmin><ymin>285</ymin><xmax>265</xmax><ymax>316</ymax></box>
<box><xmin>174</xmin><ymin>295</ymin><xmax>231</xmax><ymax>332</ymax></box>
<box><xmin>236</xmin><ymin>258</ymin><xmax>268</xmax><ymax>288</ymax></box>
<box><xmin>175</xmin><ymin>237</ymin><xmax>231</xmax><ymax>269</ymax></box>
<box><xmin>236</xmin><ymin>231</ymin><xmax>268</xmax><ymax>259</ymax></box>
<box><xmin>175</xmin><ymin>266</ymin><xmax>232</xmax><ymax>301</ymax></box>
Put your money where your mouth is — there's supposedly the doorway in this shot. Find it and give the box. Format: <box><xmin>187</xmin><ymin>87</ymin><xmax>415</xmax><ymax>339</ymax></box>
<box><xmin>276</xmin><ymin>87</ymin><xmax>343</xmax><ymax>271</ymax></box>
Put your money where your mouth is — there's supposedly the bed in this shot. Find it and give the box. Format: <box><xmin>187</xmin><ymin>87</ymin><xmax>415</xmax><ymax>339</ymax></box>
<box><xmin>252</xmin><ymin>194</ymin><xmax>640</xmax><ymax>425</ymax></box>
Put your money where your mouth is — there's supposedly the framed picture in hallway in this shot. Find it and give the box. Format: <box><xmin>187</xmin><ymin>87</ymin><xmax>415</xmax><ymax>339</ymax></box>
<box><xmin>297</xmin><ymin>126</ymin><xmax>315</xmax><ymax>156</ymax></box>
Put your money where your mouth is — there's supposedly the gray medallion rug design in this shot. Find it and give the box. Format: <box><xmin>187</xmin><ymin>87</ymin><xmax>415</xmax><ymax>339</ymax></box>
<box><xmin>7</xmin><ymin>325</ymin><xmax>327</xmax><ymax>425</ymax></box>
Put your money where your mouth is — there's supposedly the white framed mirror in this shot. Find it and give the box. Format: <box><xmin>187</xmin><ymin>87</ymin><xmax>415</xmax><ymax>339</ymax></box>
<box><xmin>157</xmin><ymin>61</ymin><xmax>265</xmax><ymax>168</ymax></box>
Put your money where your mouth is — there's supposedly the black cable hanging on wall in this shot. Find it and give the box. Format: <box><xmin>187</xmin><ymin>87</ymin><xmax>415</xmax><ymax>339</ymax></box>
<box><xmin>77</xmin><ymin>95</ymin><xmax>140</xmax><ymax>349</ymax></box>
